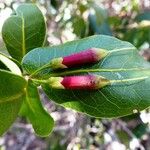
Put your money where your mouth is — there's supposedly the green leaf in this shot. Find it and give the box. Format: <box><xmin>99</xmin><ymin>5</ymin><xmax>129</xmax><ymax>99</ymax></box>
<box><xmin>120</xmin><ymin>11</ymin><xmax>150</xmax><ymax>48</ymax></box>
<box><xmin>0</xmin><ymin>70</ymin><xmax>26</xmax><ymax>136</ymax></box>
<box><xmin>116</xmin><ymin>130</ymin><xmax>130</xmax><ymax>147</ymax></box>
<box><xmin>135</xmin><ymin>10</ymin><xmax>150</xmax><ymax>22</ymax></box>
<box><xmin>20</xmin><ymin>80</ymin><xmax>54</xmax><ymax>137</ymax></box>
<box><xmin>72</xmin><ymin>16</ymin><xmax>86</xmax><ymax>38</ymax></box>
<box><xmin>88</xmin><ymin>5</ymin><xmax>112</xmax><ymax>35</ymax></box>
<box><xmin>2</xmin><ymin>4</ymin><xmax>46</xmax><ymax>62</ymax></box>
<box><xmin>121</xmin><ymin>24</ymin><xmax>150</xmax><ymax>48</ymax></box>
<box><xmin>132</xmin><ymin>123</ymin><xmax>148</xmax><ymax>138</ymax></box>
<box><xmin>0</xmin><ymin>53</ymin><xmax>21</xmax><ymax>75</ymax></box>
<box><xmin>22</xmin><ymin>35</ymin><xmax>150</xmax><ymax>118</ymax></box>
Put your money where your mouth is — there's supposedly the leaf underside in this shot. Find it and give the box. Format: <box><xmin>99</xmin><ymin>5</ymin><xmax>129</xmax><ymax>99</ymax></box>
<box><xmin>22</xmin><ymin>35</ymin><xmax>150</xmax><ymax>118</ymax></box>
<box><xmin>0</xmin><ymin>53</ymin><xmax>21</xmax><ymax>75</ymax></box>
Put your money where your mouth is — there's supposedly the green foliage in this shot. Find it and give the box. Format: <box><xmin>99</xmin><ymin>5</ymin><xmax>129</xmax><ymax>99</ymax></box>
<box><xmin>135</xmin><ymin>11</ymin><xmax>150</xmax><ymax>22</ymax></box>
<box><xmin>132</xmin><ymin>123</ymin><xmax>148</xmax><ymax>138</ymax></box>
<box><xmin>88</xmin><ymin>5</ymin><xmax>112</xmax><ymax>35</ymax></box>
<box><xmin>0</xmin><ymin>3</ymin><xmax>51</xmax><ymax>136</ymax></box>
<box><xmin>20</xmin><ymin>80</ymin><xmax>54</xmax><ymax>137</ymax></box>
<box><xmin>72</xmin><ymin>16</ymin><xmax>86</xmax><ymax>38</ymax></box>
<box><xmin>116</xmin><ymin>130</ymin><xmax>130</xmax><ymax>147</ymax></box>
<box><xmin>0</xmin><ymin>50</ymin><xmax>25</xmax><ymax>136</ymax></box>
<box><xmin>110</xmin><ymin>10</ymin><xmax>150</xmax><ymax>48</ymax></box>
<box><xmin>0</xmin><ymin>70</ymin><xmax>26</xmax><ymax>136</ymax></box>
<box><xmin>22</xmin><ymin>35</ymin><xmax>150</xmax><ymax>118</ymax></box>
<box><xmin>122</xmin><ymin>22</ymin><xmax>150</xmax><ymax>48</ymax></box>
<box><xmin>2</xmin><ymin>4</ymin><xmax>46</xmax><ymax>62</ymax></box>
<box><xmin>0</xmin><ymin>53</ymin><xmax>21</xmax><ymax>75</ymax></box>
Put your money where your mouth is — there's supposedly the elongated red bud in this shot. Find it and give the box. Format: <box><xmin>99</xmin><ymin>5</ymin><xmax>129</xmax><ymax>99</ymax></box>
<box><xmin>48</xmin><ymin>75</ymin><xmax>110</xmax><ymax>89</ymax></box>
<box><xmin>50</xmin><ymin>48</ymin><xmax>108</xmax><ymax>69</ymax></box>
<box><xmin>32</xmin><ymin>75</ymin><xmax>148</xmax><ymax>89</ymax></box>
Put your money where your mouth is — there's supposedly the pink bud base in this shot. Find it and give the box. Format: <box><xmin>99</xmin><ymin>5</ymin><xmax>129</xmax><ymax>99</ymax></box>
<box><xmin>62</xmin><ymin>49</ymin><xmax>99</xmax><ymax>68</ymax></box>
<box><xmin>61</xmin><ymin>75</ymin><xmax>98</xmax><ymax>89</ymax></box>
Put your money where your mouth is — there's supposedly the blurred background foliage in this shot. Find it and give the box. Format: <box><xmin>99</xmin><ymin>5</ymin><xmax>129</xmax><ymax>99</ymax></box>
<box><xmin>0</xmin><ymin>0</ymin><xmax>150</xmax><ymax>150</ymax></box>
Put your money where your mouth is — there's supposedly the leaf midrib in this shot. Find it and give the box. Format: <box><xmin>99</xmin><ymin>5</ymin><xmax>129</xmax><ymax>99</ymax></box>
<box><xmin>0</xmin><ymin>92</ymin><xmax>24</xmax><ymax>103</ymax></box>
<box><xmin>49</xmin><ymin>68</ymin><xmax>150</xmax><ymax>77</ymax></box>
<box><xmin>21</xmin><ymin>15</ymin><xmax>26</xmax><ymax>57</ymax></box>
<box><xmin>16</xmin><ymin>9</ymin><xmax>26</xmax><ymax>57</ymax></box>
<box><xmin>25</xmin><ymin>83</ymin><xmax>36</xmax><ymax>114</ymax></box>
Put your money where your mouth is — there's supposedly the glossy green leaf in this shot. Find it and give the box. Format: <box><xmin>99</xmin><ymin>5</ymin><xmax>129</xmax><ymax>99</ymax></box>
<box><xmin>20</xmin><ymin>80</ymin><xmax>54</xmax><ymax>137</ymax></box>
<box><xmin>0</xmin><ymin>53</ymin><xmax>21</xmax><ymax>75</ymax></box>
<box><xmin>0</xmin><ymin>70</ymin><xmax>26</xmax><ymax>136</ymax></box>
<box><xmin>2</xmin><ymin>4</ymin><xmax>46</xmax><ymax>62</ymax></box>
<box><xmin>22</xmin><ymin>35</ymin><xmax>150</xmax><ymax>118</ymax></box>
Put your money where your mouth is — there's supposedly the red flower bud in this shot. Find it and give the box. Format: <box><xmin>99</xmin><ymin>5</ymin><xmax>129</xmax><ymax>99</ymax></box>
<box><xmin>48</xmin><ymin>75</ymin><xmax>110</xmax><ymax>89</ymax></box>
<box><xmin>33</xmin><ymin>75</ymin><xmax>148</xmax><ymax>89</ymax></box>
<box><xmin>62</xmin><ymin>48</ymin><xmax>108</xmax><ymax>68</ymax></box>
<box><xmin>50</xmin><ymin>48</ymin><xmax>108</xmax><ymax>69</ymax></box>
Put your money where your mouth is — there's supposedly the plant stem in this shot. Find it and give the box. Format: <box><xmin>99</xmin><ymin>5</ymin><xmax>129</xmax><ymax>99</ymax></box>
<box><xmin>31</xmin><ymin>78</ymin><xmax>48</xmax><ymax>85</ymax></box>
<box><xmin>30</xmin><ymin>63</ymin><xmax>50</xmax><ymax>77</ymax></box>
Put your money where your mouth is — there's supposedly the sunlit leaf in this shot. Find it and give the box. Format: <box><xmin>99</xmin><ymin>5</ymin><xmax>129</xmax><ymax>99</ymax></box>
<box><xmin>0</xmin><ymin>53</ymin><xmax>21</xmax><ymax>75</ymax></box>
